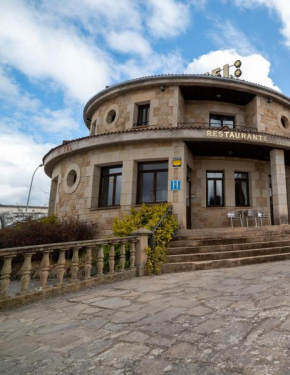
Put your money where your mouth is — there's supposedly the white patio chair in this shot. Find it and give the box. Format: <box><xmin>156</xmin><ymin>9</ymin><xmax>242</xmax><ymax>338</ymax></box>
<box><xmin>244</xmin><ymin>209</ymin><xmax>258</xmax><ymax>227</ymax></box>
<box><xmin>227</xmin><ymin>211</ymin><xmax>243</xmax><ymax>228</ymax></box>
<box><xmin>257</xmin><ymin>210</ymin><xmax>271</xmax><ymax>226</ymax></box>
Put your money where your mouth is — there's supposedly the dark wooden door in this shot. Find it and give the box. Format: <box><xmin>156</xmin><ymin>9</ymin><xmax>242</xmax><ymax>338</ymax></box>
<box><xmin>269</xmin><ymin>175</ymin><xmax>274</xmax><ymax>225</ymax></box>
<box><xmin>186</xmin><ymin>167</ymin><xmax>192</xmax><ymax>229</ymax></box>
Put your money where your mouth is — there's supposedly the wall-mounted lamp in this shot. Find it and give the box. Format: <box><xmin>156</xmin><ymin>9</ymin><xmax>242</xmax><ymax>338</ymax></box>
<box><xmin>267</xmin><ymin>98</ymin><xmax>273</xmax><ymax>104</ymax></box>
<box><xmin>160</xmin><ymin>85</ymin><xmax>165</xmax><ymax>91</ymax></box>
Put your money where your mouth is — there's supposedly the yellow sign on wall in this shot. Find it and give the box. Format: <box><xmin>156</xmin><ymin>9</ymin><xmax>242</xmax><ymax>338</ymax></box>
<box><xmin>172</xmin><ymin>158</ymin><xmax>182</xmax><ymax>167</ymax></box>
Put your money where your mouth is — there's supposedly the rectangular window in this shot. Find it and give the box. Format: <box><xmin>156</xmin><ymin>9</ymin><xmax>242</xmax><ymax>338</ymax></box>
<box><xmin>210</xmin><ymin>114</ymin><xmax>235</xmax><ymax>128</ymax></box>
<box><xmin>137</xmin><ymin>161</ymin><xmax>168</xmax><ymax>203</ymax></box>
<box><xmin>136</xmin><ymin>104</ymin><xmax>150</xmax><ymax>126</ymax></box>
<box><xmin>99</xmin><ymin>165</ymin><xmax>122</xmax><ymax>207</ymax></box>
<box><xmin>235</xmin><ymin>172</ymin><xmax>249</xmax><ymax>206</ymax></box>
<box><xmin>206</xmin><ymin>171</ymin><xmax>224</xmax><ymax>207</ymax></box>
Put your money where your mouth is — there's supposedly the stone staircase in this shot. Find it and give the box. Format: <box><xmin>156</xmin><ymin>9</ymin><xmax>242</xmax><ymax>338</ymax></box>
<box><xmin>162</xmin><ymin>225</ymin><xmax>290</xmax><ymax>273</ymax></box>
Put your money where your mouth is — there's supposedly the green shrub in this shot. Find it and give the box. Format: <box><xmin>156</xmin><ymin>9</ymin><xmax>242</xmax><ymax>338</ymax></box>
<box><xmin>101</xmin><ymin>243</ymin><xmax>131</xmax><ymax>273</ymax></box>
<box><xmin>113</xmin><ymin>203</ymin><xmax>178</xmax><ymax>275</ymax></box>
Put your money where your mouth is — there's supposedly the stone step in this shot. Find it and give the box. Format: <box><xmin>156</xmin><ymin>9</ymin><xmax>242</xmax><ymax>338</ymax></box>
<box><xmin>169</xmin><ymin>234</ymin><xmax>290</xmax><ymax>248</ymax></box>
<box><xmin>167</xmin><ymin>245</ymin><xmax>290</xmax><ymax>262</ymax></box>
<box><xmin>176</xmin><ymin>225</ymin><xmax>290</xmax><ymax>239</ymax></box>
<box><xmin>162</xmin><ymin>252</ymin><xmax>290</xmax><ymax>274</ymax></box>
<box><xmin>168</xmin><ymin>239</ymin><xmax>290</xmax><ymax>255</ymax></box>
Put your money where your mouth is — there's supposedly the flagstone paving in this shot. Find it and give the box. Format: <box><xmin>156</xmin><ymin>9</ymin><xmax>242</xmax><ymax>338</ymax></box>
<box><xmin>1</xmin><ymin>261</ymin><xmax>290</xmax><ymax>374</ymax></box>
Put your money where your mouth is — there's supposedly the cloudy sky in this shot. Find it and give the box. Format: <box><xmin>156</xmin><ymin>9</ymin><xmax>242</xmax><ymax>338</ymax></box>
<box><xmin>1</xmin><ymin>0</ymin><xmax>290</xmax><ymax>206</ymax></box>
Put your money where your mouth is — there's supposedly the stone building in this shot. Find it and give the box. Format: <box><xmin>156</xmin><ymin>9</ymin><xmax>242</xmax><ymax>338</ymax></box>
<box><xmin>43</xmin><ymin>75</ymin><xmax>290</xmax><ymax>235</ymax></box>
<box><xmin>0</xmin><ymin>204</ymin><xmax>48</xmax><ymax>228</ymax></box>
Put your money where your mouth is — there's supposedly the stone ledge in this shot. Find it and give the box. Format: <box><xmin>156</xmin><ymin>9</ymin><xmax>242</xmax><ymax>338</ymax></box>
<box><xmin>0</xmin><ymin>269</ymin><xmax>137</xmax><ymax>311</ymax></box>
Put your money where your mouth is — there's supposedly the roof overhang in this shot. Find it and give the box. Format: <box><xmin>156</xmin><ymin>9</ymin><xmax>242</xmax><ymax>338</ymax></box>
<box><xmin>43</xmin><ymin>127</ymin><xmax>290</xmax><ymax>177</ymax></box>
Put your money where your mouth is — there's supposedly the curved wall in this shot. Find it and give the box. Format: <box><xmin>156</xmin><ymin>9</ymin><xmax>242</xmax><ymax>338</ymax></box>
<box><xmin>44</xmin><ymin>76</ymin><xmax>290</xmax><ymax>233</ymax></box>
<box><xmin>46</xmin><ymin>139</ymin><xmax>290</xmax><ymax>235</ymax></box>
<box><xmin>84</xmin><ymin>76</ymin><xmax>290</xmax><ymax>138</ymax></box>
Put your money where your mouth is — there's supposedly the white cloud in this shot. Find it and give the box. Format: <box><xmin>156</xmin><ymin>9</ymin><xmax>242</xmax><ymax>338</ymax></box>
<box><xmin>0</xmin><ymin>0</ymin><xmax>112</xmax><ymax>104</ymax></box>
<box><xmin>186</xmin><ymin>49</ymin><xmax>279</xmax><ymax>91</ymax></box>
<box><xmin>118</xmin><ymin>51</ymin><xmax>185</xmax><ymax>79</ymax></box>
<box><xmin>45</xmin><ymin>0</ymin><xmax>142</xmax><ymax>34</ymax></box>
<box><xmin>0</xmin><ymin>0</ymin><xmax>193</xmax><ymax>105</ymax></box>
<box><xmin>146</xmin><ymin>0</ymin><xmax>190</xmax><ymax>39</ymax></box>
<box><xmin>232</xmin><ymin>0</ymin><xmax>290</xmax><ymax>48</ymax></box>
<box><xmin>32</xmin><ymin>108</ymin><xmax>80</xmax><ymax>135</ymax></box>
<box><xmin>208</xmin><ymin>21</ymin><xmax>256</xmax><ymax>55</ymax></box>
<box><xmin>190</xmin><ymin>0</ymin><xmax>208</xmax><ymax>8</ymax></box>
<box><xmin>0</xmin><ymin>127</ymin><xmax>53</xmax><ymax>206</ymax></box>
<box><xmin>0</xmin><ymin>65</ymin><xmax>40</xmax><ymax>111</ymax></box>
<box><xmin>106</xmin><ymin>31</ymin><xmax>152</xmax><ymax>56</ymax></box>
<box><xmin>0</xmin><ymin>68</ymin><xmax>18</xmax><ymax>97</ymax></box>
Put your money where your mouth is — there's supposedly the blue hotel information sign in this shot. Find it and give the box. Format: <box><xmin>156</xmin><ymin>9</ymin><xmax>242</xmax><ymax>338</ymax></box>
<box><xmin>170</xmin><ymin>180</ymin><xmax>181</xmax><ymax>190</ymax></box>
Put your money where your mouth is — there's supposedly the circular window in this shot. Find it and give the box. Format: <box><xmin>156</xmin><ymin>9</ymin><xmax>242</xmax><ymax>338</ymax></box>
<box><xmin>104</xmin><ymin>105</ymin><xmax>119</xmax><ymax>126</ymax></box>
<box><xmin>106</xmin><ymin>109</ymin><xmax>116</xmax><ymax>124</ymax></box>
<box><xmin>281</xmin><ymin>116</ymin><xmax>289</xmax><ymax>129</ymax></box>
<box><xmin>64</xmin><ymin>163</ymin><xmax>81</xmax><ymax>194</ymax></box>
<box><xmin>67</xmin><ymin>170</ymin><xmax>77</xmax><ymax>187</ymax></box>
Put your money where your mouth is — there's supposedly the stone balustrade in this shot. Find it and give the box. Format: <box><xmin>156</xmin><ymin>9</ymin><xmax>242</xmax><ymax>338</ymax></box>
<box><xmin>0</xmin><ymin>228</ymin><xmax>152</xmax><ymax>310</ymax></box>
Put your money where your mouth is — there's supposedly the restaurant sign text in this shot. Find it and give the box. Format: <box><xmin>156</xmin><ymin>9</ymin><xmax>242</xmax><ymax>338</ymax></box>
<box><xmin>206</xmin><ymin>130</ymin><xmax>268</xmax><ymax>142</ymax></box>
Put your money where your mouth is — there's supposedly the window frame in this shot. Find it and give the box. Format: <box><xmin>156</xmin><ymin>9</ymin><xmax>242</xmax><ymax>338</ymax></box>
<box><xmin>209</xmin><ymin>114</ymin><xmax>235</xmax><ymax>128</ymax></box>
<box><xmin>235</xmin><ymin>171</ymin><xmax>250</xmax><ymax>207</ymax></box>
<box><xmin>98</xmin><ymin>165</ymin><xmax>122</xmax><ymax>208</ymax></box>
<box><xmin>135</xmin><ymin>104</ymin><xmax>150</xmax><ymax>126</ymax></box>
<box><xmin>137</xmin><ymin>161</ymin><xmax>168</xmax><ymax>204</ymax></box>
<box><xmin>206</xmin><ymin>171</ymin><xmax>225</xmax><ymax>207</ymax></box>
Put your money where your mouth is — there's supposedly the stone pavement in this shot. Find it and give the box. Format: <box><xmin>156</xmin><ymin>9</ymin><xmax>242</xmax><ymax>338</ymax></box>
<box><xmin>1</xmin><ymin>261</ymin><xmax>290</xmax><ymax>375</ymax></box>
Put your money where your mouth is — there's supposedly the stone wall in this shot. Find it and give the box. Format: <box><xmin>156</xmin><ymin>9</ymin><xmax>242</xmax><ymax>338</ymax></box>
<box><xmin>91</xmin><ymin>86</ymin><xmax>179</xmax><ymax>135</ymax></box>
<box><xmin>257</xmin><ymin>97</ymin><xmax>290</xmax><ymax>136</ymax></box>
<box><xmin>88</xmin><ymin>84</ymin><xmax>290</xmax><ymax>138</ymax></box>
<box><xmin>245</xmin><ymin>96</ymin><xmax>258</xmax><ymax>128</ymax></box>
<box><xmin>50</xmin><ymin>140</ymin><xmax>289</xmax><ymax>235</ymax></box>
<box><xmin>191</xmin><ymin>157</ymin><xmax>271</xmax><ymax>229</ymax></box>
<box><xmin>56</xmin><ymin>153</ymin><xmax>90</xmax><ymax>221</ymax></box>
<box><xmin>184</xmin><ymin>101</ymin><xmax>246</xmax><ymax>126</ymax></box>
<box><xmin>52</xmin><ymin>141</ymin><xmax>189</xmax><ymax>236</ymax></box>
<box><xmin>177</xmin><ymin>87</ymin><xmax>185</xmax><ymax>124</ymax></box>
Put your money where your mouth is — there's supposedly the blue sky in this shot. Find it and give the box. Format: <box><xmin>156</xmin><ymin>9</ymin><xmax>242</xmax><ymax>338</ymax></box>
<box><xmin>0</xmin><ymin>0</ymin><xmax>289</xmax><ymax>206</ymax></box>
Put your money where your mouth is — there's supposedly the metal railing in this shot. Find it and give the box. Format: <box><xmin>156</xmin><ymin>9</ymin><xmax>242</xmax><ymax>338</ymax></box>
<box><xmin>133</xmin><ymin>122</ymin><xmax>149</xmax><ymax>127</ymax></box>
<box><xmin>177</xmin><ymin>122</ymin><xmax>257</xmax><ymax>132</ymax></box>
<box><xmin>150</xmin><ymin>205</ymin><xmax>173</xmax><ymax>250</ymax></box>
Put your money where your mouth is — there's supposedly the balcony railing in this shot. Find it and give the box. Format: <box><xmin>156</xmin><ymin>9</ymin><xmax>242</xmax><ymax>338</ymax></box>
<box><xmin>177</xmin><ymin>122</ymin><xmax>257</xmax><ymax>132</ymax></box>
<box><xmin>133</xmin><ymin>122</ymin><xmax>149</xmax><ymax>127</ymax></box>
<box><xmin>0</xmin><ymin>230</ymin><xmax>151</xmax><ymax>310</ymax></box>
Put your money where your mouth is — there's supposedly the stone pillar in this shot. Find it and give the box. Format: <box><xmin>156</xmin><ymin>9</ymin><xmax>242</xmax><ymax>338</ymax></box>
<box><xmin>168</xmin><ymin>142</ymin><xmax>187</xmax><ymax>229</ymax></box>
<box><xmin>270</xmin><ymin>149</ymin><xmax>288</xmax><ymax>225</ymax></box>
<box><xmin>120</xmin><ymin>160</ymin><xmax>137</xmax><ymax>207</ymax></box>
<box><xmin>286</xmin><ymin>177</ymin><xmax>290</xmax><ymax>223</ymax></box>
<box><xmin>131</xmin><ymin>228</ymin><xmax>152</xmax><ymax>277</ymax></box>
